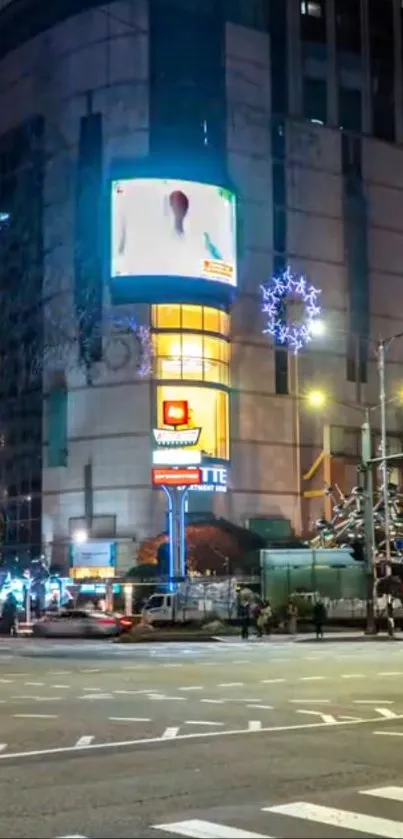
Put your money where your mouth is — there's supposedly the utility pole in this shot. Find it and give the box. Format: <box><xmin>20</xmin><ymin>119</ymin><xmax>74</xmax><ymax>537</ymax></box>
<box><xmin>378</xmin><ymin>339</ymin><xmax>392</xmax><ymax>572</ymax></box>
<box><xmin>361</xmin><ymin>411</ymin><xmax>375</xmax><ymax>634</ymax></box>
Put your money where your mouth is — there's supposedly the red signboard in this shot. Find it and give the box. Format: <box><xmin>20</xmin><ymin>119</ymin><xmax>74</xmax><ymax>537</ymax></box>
<box><xmin>152</xmin><ymin>468</ymin><xmax>201</xmax><ymax>487</ymax></box>
<box><xmin>163</xmin><ymin>400</ymin><xmax>189</xmax><ymax>427</ymax></box>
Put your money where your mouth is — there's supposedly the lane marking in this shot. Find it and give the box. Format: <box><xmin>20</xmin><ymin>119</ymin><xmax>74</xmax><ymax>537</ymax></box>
<box><xmin>179</xmin><ymin>686</ymin><xmax>204</xmax><ymax>692</ymax></box>
<box><xmin>218</xmin><ymin>682</ymin><xmax>244</xmax><ymax>687</ymax></box>
<box><xmin>148</xmin><ymin>694</ymin><xmax>185</xmax><ymax>702</ymax></box>
<box><xmin>35</xmin><ymin>696</ymin><xmax>63</xmax><ymax>702</ymax></box>
<box><xmin>52</xmin><ymin>685</ymin><xmax>70</xmax><ymax>690</ymax></box>
<box><xmin>57</xmin><ymin>834</ymin><xmax>87</xmax><ymax>837</ymax></box>
<box><xmin>81</xmin><ymin>668</ymin><xmax>100</xmax><ymax>673</ymax></box>
<box><xmin>354</xmin><ymin>700</ymin><xmax>394</xmax><ymax>704</ymax></box>
<box><xmin>374</xmin><ymin>731</ymin><xmax>403</xmax><ymax>737</ymax></box>
<box><xmin>200</xmin><ymin>699</ymin><xmax>225</xmax><ymax>705</ymax></box>
<box><xmin>114</xmin><ymin>689</ymin><xmax>153</xmax><ymax>695</ymax></box>
<box><xmin>300</xmin><ymin>676</ymin><xmax>326</xmax><ymax>681</ymax></box>
<box><xmin>341</xmin><ymin>674</ymin><xmax>364</xmax><ymax>679</ymax></box>
<box><xmin>261</xmin><ymin>679</ymin><xmax>285</xmax><ymax>684</ymax></box>
<box><xmin>50</xmin><ymin>671</ymin><xmax>71</xmax><ymax>675</ymax></box>
<box><xmin>362</xmin><ymin>786</ymin><xmax>403</xmax><ymax>802</ymax></box>
<box><xmin>247</xmin><ymin>704</ymin><xmax>273</xmax><ymax>710</ymax></box>
<box><xmin>109</xmin><ymin>717</ymin><xmax>151</xmax><ymax>722</ymax></box>
<box><xmin>82</xmin><ymin>687</ymin><xmax>102</xmax><ymax>692</ymax></box>
<box><xmin>0</xmin><ymin>678</ymin><xmax>13</xmax><ymax>683</ymax></box>
<box><xmin>297</xmin><ymin>710</ymin><xmax>337</xmax><ymax>724</ymax></box>
<box><xmin>185</xmin><ymin>721</ymin><xmax>224</xmax><ymax>727</ymax></box>
<box><xmin>375</xmin><ymin>707</ymin><xmax>397</xmax><ymax>719</ymax></box>
<box><xmin>79</xmin><ymin>694</ymin><xmax>113</xmax><ymax>700</ymax></box>
<box><xmin>265</xmin><ymin>801</ymin><xmax>403</xmax><ymax>837</ymax></box>
<box><xmin>289</xmin><ymin>699</ymin><xmax>330</xmax><ymax>704</ymax></box>
<box><xmin>74</xmin><ymin>736</ymin><xmax>94</xmax><ymax>748</ymax></box>
<box><xmin>25</xmin><ymin>681</ymin><xmax>44</xmax><ymax>686</ymax></box>
<box><xmin>13</xmin><ymin>713</ymin><xmax>58</xmax><ymax>719</ymax></box>
<box><xmin>378</xmin><ymin>671</ymin><xmax>403</xmax><ymax>676</ymax></box>
<box><xmin>0</xmin><ymin>744</ymin><xmax>6</xmax><ymax>752</ymax></box>
<box><xmin>162</xmin><ymin>727</ymin><xmax>179</xmax><ymax>739</ymax></box>
<box><xmin>152</xmin><ymin>819</ymin><xmax>270</xmax><ymax>838</ymax></box>
<box><xmin>0</xmin><ymin>712</ymin><xmax>400</xmax><ymax>762</ymax></box>
<box><xmin>248</xmin><ymin>721</ymin><xmax>262</xmax><ymax>731</ymax></box>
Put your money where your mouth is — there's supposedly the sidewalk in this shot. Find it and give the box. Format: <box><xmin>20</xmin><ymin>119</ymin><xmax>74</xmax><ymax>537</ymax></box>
<box><xmin>215</xmin><ymin>631</ymin><xmax>403</xmax><ymax>643</ymax></box>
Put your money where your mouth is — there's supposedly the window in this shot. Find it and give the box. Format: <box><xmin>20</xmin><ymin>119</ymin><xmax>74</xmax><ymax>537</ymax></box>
<box><xmin>152</xmin><ymin>304</ymin><xmax>229</xmax><ymax>336</ymax></box>
<box><xmin>339</xmin><ymin>87</ymin><xmax>362</xmax><ymax>132</ymax></box>
<box><xmin>153</xmin><ymin>332</ymin><xmax>230</xmax><ymax>385</ymax></box>
<box><xmin>157</xmin><ymin>385</ymin><xmax>229</xmax><ymax>460</ymax></box>
<box><xmin>335</xmin><ymin>0</ymin><xmax>361</xmax><ymax>53</ymax></box>
<box><xmin>369</xmin><ymin>0</ymin><xmax>395</xmax><ymax>142</ymax></box>
<box><xmin>303</xmin><ymin>77</ymin><xmax>328</xmax><ymax>123</ymax></box>
<box><xmin>300</xmin><ymin>0</ymin><xmax>326</xmax><ymax>43</ymax></box>
<box><xmin>301</xmin><ymin>1</ymin><xmax>322</xmax><ymax>17</ymax></box>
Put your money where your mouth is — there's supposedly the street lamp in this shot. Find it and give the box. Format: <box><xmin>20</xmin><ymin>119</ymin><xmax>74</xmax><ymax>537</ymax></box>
<box><xmin>72</xmin><ymin>528</ymin><xmax>88</xmax><ymax>545</ymax></box>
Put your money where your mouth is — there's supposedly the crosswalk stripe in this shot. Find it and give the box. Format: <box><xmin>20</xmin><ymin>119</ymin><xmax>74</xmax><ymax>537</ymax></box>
<box><xmin>362</xmin><ymin>786</ymin><xmax>403</xmax><ymax>802</ymax></box>
<box><xmin>152</xmin><ymin>819</ymin><xmax>271</xmax><ymax>838</ymax></box>
<box><xmin>264</xmin><ymin>801</ymin><xmax>403</xmax><ymax>837</ymax></box>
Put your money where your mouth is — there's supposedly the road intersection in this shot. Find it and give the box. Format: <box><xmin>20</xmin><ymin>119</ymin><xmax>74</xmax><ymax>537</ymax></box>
<box><xmin>1</xmin><ymin>638</ymin><xmax>403</xmax><ymax>836</ymax></box>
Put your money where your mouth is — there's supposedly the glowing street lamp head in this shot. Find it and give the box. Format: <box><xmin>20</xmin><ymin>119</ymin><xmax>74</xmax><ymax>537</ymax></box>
<box><xmin>306</xmin><ymin>389</ymin><xmax>327</xmax><ymax>409</ymax></box>
<box><xmin>73</xmin><ymin>528</ymin><xmax>88</xmax><ymax>545</ymax></box>
<box><xmin>308</xmin><ymin>318</ymin><xmax>326</xmax><ymax>337</ymax></box>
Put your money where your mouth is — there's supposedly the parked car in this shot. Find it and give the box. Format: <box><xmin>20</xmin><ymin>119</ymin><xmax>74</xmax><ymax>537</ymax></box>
<box><xmin>32</xmin><ymin>608</ymin><xmax>132</xmax><ymax>638</ymax></box>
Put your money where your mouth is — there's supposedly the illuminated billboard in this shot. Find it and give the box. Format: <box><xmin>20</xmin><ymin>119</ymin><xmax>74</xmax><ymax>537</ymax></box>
<box><xmin>152</xmin><ymin>468</ymin><xmax>202</xmax><ymax>487</ymax></box>
<box><xmin>110</xmin><ymin>178</ymin><xmax>237</xmax><ymax>304</ymax></box>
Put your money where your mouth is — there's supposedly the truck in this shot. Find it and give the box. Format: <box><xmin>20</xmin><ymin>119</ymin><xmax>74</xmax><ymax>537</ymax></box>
<box><xmin>142</xmin><ymin>576</ymin><xmax>259</xmax><ymax>626</ymax></box>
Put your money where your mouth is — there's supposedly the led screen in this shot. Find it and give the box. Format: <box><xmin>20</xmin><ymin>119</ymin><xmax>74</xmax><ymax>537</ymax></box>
<box><xmin>111</xmin><ymin>178</ymin><xmax>237</xmax><ymax>288</ymax></box>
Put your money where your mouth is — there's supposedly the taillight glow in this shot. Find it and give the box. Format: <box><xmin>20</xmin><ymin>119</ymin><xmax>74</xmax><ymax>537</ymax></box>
<box><xmin>96</xmin><ymin>617</ymin><xmax>116</xmax><ymax>626</ymax></box>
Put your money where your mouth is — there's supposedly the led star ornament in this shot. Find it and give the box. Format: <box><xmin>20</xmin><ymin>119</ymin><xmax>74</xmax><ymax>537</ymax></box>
<box><xmin>261</xmin><ymin>267</ymin><xmax>322</xmax><ymax>353</ymax></box>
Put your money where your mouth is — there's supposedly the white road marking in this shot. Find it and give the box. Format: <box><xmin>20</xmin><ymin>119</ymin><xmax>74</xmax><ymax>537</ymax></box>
<box><xmin>341</xmin><ymin>674</ymin><xmax>364</xmax><ymax>679</ymax></box>
<box><xmin>354</xmin><ymin>699</ymin><xmax>394</xmax><ymax>704</ymax></box>
<box><xmin>247</xmin><ymin>704</ymin><xmax>273</xmax><ymax>710</ymax></box>
<box><xmin>162</xmin><ymin>726</ymin><xmax>179</xmax><ymax>739</ymax></box>
<box><xmin>148</xmin><ymin>693</ymin><xmax>185</xmax><ymax>702</ymax></box>
<box><xmin>82</xmin><ymin>687</ymin><xmax>102</xmax><ymax>692</ymax></box>
<box><xmin>1</xmin><ymin>712</ymin><xmax>401</xmax><ymax>761</ymax></box>
<box><xmin>162</xmin><ymin>663</ymin><xmax>183</xmax><ymax>668</ymax></box>
<box><xmin>339</xmin><ymin>715</ymin><xmax>362</xmax><ymax>721</ymax></box>
<box><xmin>200</xmin><ymin>699</ymin><xmax>225</xmax><ymax>704</ymax></box>
<box><xmin>248</xmin><ymin>721</ymin><xmax>262</xmax><ymax>731</ymax></box>
<box><xmin>261</xmin><ymin>679</ymin><xmax>285</xmax><ymax>684</ymax></box>
<box><xmin>152</xmin><ymin>819</ymin><xmax>270</xmax><ymax>838</ymax></box>
<box><xmin>378</xmin><ymin>671</ymin><xmax>403</xmax><ymax>676</ymax></box>
<box><xmin>74</xmin><ymin>736</ymin><xmax>94</xmax><ymax>748</ymax></box>
<box><xmin>289</xmin><ymin>699</ymin><xmax>330</xmax><ymax>704</ymax></box>
<box><xmin>52</xmin><ymin>685</ymin><xmax>70</xmax><ymax>690</ymax></box>
<box><xmin>0</xmin><ymin>678</ymin><xmax>13</xmax><ymax>683</ymax></box>
<box><xmin>362</xmin><ymin>786</ymin><xmax>403</xmax><ymax>802</ymax></box>
<box><xmin>25</xmin><ymin>681</ymin><xmax>44</xmax><ymax>686</ymax></box>
<box><xmin>375</xmin><ymin>707</ymin><xmax>397</xmax><ymax>719</ymax></box>
<box><xmin>300</xmin><ymin>676</ymin><xmax>326</xmax><ymax>681</ymax></box>
<box><xmin>109</xmin><ymin>717</ymin><xmax>151</xmax><ymax>722</ymax></box>
<box><xmin>179</xmin><ymin>686</ymin><xmax>204</xmax><ymax>691</ymax></box>
<box><xmin>79</xmin><ymin>693</ymin><xmax>113</xmax><ymax>700</ymax></box>
<box><xmin>297</xmin><ymin>710</ymin><xmax>337</xmax><ymax>724</ymax></box>
<box><xmin>57</xmin><ymin>834</ymin><xmax>87</xmax><ymax>837</ymax></box>
<box><xmin>185</xmin><ymin>721</ymin><xmax>224</xmax><ymax>727</ymax></box>
<box><xmin>0</xmin><ymin>744</ymin><xmax>6</xmax><ymax>752</ymax></box>
<box><xmin>265</xmin><ymin>801</ymin><xmax>403</xmax><ymax>837</ymax></box>
<box><xmin>374</xmin><ymin>730</ymin><xmax>403</xmax><ymax>737</ymax></box>
<box><xmin>34</xmin><ymin>697</ymin><xmax>63</xmax><ymax>702</ymax></box>
<box><xmin>13</xmin><ymin>713</ymin><xmax>58</xmax><ymax>719</ymax></box>
<box><xmin>50</xmin><ymin>670</ymin><xmax>71</xmax><ymax>675</ymax></box>
<box><xmin>218</xmin><ymin>682</ymin><xmax>244</xmax><ymax>687</ymax></box>
<box><xmin>81</xmin><ymin>668</ymin><xmax>100</xmax><ymax>673</ymax></box>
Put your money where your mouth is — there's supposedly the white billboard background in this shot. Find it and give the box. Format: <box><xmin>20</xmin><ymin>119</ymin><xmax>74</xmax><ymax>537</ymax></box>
<box><xmin>111</xmin><ymin>178</ymin><xmax>236</xmax><ymax>285</ymax></box>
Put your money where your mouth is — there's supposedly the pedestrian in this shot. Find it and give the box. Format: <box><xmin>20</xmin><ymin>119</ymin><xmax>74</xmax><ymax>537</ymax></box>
<box><xmin>253</xmin><ymin>600</ymin><xmax>264</xmax><ymax>638</ymax></box>
<box><xmin>239</xmin><ymin>600</ymin><xmax>250</xmax><ymax>640</ymax></box>
<box><xmin>1</xmin><ymin>592</ymin><xmax>18</xmax><ymax>636</ymax></box>
<box><xmin>287</xmin><ymin>599</ymin><xmax>298</xmax><ymax>636</ymax></box>
<box><xmin>313</xmin><ymin>598</ymin><xmax>326</xmax><ymax>640</ymax></box>
<box><xmin>387</xmin><ymin>598</ymin><xmax>395</xmax><ymax>638</ymax></box>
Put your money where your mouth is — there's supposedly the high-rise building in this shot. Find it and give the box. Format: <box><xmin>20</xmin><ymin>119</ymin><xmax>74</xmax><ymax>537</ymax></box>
<box><xmin>0</xmin><ymin>0</ymin><xmax>402</xmax><ymax>575</ymax></box>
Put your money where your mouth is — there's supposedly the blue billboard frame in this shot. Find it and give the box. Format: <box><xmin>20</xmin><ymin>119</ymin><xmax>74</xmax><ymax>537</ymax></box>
<box><xmin>105</xmin><ymin>158</ymin><xmax>238</xmax><ymax>309</ymax></box>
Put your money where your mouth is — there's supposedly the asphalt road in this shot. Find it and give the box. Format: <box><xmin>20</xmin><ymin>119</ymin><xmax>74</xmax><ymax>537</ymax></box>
<box><xmin>2</xmin><ymin>637</ymin><xmax>403</xmax><ymax>837</ymax></box>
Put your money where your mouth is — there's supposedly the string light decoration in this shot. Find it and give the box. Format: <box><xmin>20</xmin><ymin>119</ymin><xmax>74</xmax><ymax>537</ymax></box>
<box><xmin>261</xmin><ymin>266</ymin><xmax>322</xmax><ymax>353</ymax></box>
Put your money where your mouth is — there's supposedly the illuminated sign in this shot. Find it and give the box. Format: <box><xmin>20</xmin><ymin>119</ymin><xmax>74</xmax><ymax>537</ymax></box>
<box><xmin>111</xmin><ymin>178</ymin><xmax>236</xmax><ymax>288</ymax></box>
<box><xmin>163</xmin><ymin>400</ymin><xmax>189</xmax><ymax>426</ymax></box>
<box><xmin>153</xmin><ymin>428</ymin><xmax>201</xmax><ymax>447</ymax></box>
<box><xmin>152</xmin><ymin>449</ymin><xmax>202</xmax><ymax>466</ymax></box>
<box><xmin>189</xmin><ymin>465</ymin><xmax>228</xmax><ymax>494</ymax></box>
<box><xmin>70</xmin><ymin>541</ymin><xmax>116</xmax><ymax>569</ymax></box>
<box><xmin>152</xmin><ymin>468</ymin><xmax>202</xmax><ymax>487</ymax></box>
